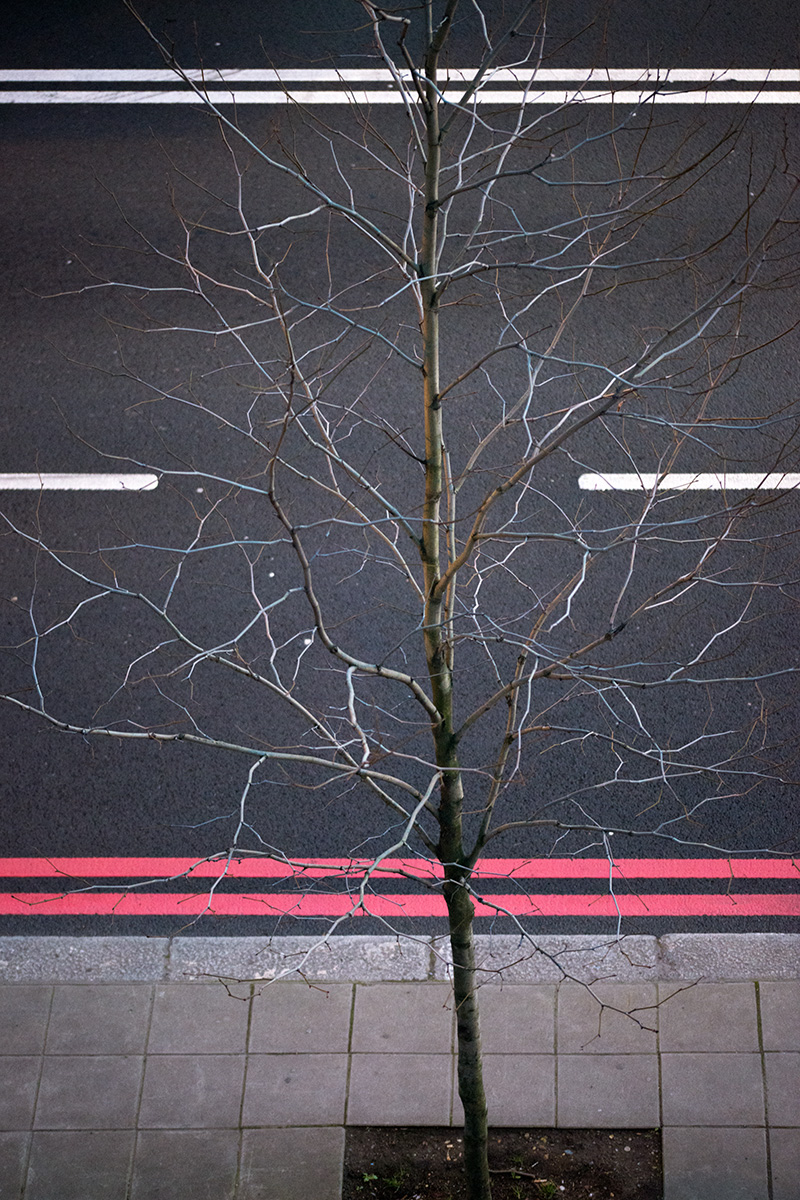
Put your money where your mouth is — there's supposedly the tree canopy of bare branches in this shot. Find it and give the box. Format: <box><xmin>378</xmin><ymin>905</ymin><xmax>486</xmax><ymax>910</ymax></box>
<box><xmin>2</xmin><ymin>3</ymin><xmax>799</xmax><ymax>1196</ymax></box>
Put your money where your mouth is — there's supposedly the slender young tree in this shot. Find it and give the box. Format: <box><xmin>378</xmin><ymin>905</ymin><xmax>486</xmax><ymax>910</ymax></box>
<box><xmin>3</xmin><ymin>4</ymin><xmax>799</xmax><ymax>1196</ymax></box>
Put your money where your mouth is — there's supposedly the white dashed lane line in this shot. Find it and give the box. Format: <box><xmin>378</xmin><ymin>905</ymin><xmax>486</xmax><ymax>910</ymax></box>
<box><xmin>579</xmin><ymin>473</ymin><xmax>800</xmax><ymax>491</ymax></box>
<box><xmin>0</xmin><ymin>474</ymin><xmax>158</xmax><ymax>490</ymax></box>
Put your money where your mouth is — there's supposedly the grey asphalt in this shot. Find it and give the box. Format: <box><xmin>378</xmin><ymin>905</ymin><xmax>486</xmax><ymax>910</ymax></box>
<box><xmin>3</xmin><ymin>0</ymin><xmax>799</xmax><ymax>70</ymax></box>
<box><xmin>1</xmin><ymin>94</ymin><xmax>797</xmax><ymax>924</ymax></box>
<box><xmin>0</xmin><ymin>933</ymin><xmax>797</xmax><ymax>1199</ymax></box>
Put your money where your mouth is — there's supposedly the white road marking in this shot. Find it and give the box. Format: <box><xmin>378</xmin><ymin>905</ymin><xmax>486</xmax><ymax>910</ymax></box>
<box><xmin>3</xmin><ymin>90</ymin><xmax>798</xmax><ymax>105</ymax></box>
<box><xmin>579</xmin><ymin>473</ymin><xmax>800</xmax><ymax>491</ymax></box>
<box><xmin>2</xmin><ymin>68</ymin><xmax>798</xmax><ymax>82</ymax></box>
<box><xmin>1</xmin><ymin>67</ymin><xmax>797</xmax><ymax>105</ymax></box>
<box><xmin>0</xmin><ymin>474</ymin><xmax>158</xmax><ymax>490</ymax></box>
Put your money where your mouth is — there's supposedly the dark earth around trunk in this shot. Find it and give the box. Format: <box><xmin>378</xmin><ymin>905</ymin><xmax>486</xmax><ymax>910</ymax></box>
<box><xmin>344</xmin><ymin>1127</ymin><xmax>662</xmax><ymax>1199</ymax></box>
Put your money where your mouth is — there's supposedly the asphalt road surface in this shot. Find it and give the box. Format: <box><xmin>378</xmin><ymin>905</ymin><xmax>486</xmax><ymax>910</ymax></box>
<box><xmin>1</xmin><ymin>1</ymin><xmax>798</xmax><ymax>936</ymax></box>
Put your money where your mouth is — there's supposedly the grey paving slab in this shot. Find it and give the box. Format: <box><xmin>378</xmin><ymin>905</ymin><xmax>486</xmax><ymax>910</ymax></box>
<box><xmin>346</xmin><ymin>1054</ymin><xmax>453</xmax><ymax>1126</ymax></box>
<box><xmin>657</xmin><ymin>982</ymin><xmax>759</xmax><ymax>1051</ymax></box>
<box><xmin>34</xmin><ymin>1056</ymin><xmax>143</xmax><ymax>1130</ymax></box>
<box><xmin>138</xmin><ymin>1055</ymin><xmax>245</xmax><ymax>1129</ymax></box>
<box><xmin>759</xmin><ymin>981</ymin><xmax>800</xmax><ymax>1050</ymax></box>
<box><xmin>660</xmin><ymin>1053</ymin><xmax>765</xmax><ymax>1127</ymax></box>
<box><xmin>147</xmin><ymin>984</ymin><xmax>249</xmax><ymax>1054</ymax></box>
<box><xmin>238</xmin><ymin>1127</ymin><xmax>345</xmax><ymax>1200</ymax></box>
<box><xmin>557</xmin><ymin>1054</ymin><xmax>660</xmax><ymax>1128</ymax></box>
<box><xmin>168</xmin><ymin>936</ymin><xmax>431</xmax><ymax>983</ymax></box>
<box><xmin>764</xmin><ymin>1053</ymin><xmax>800</xmax><ymax>1126</ymax></box>
<box><xmin>769</xmin><ymin>1127</ymin><xmax>800</xmax><ymax>1200</ymax></box>
<box><xmin>0</xmin><ymin>1132</ymin><xmax>29</xmax><ymax>1198</ymax></box>
<box><xmin>0</xmin><ymin>987</ymin><xmax>51</xmax><ymax>1054</ymax></box>
<box><xmin>351</xmin><ymin>984</ymin><xmax>453</xmax><ymax>1053</ymax></box>
<box><xmin>130</xmin><ymin>1130</ymin><xmax>239</xmax><ymax>1200</ymax></box>
<box><xmin>243</xmin><ymin>1054</ymin><xmax>347</xmax><ymax>1126</ymax></box>
<box><xmin>662</xmin><ymin>1127</ymin><xmax>768</xmax><ymax>1200</ymax></box>
<box><xmin>477</xmin><ymin>985</ymin><xmax>555</xmax><ymax>1053</ymax></box>
<box><xmin>482</xmin><ymin>1055</ymin><xmax>555</xmax><ymax>1126</ymax></box>
<box><xmin>25</xmin><ymin>1130</ymin><xmax>135</xmax><ymax>1200</ymax></box>
<box><xmin>557</xmin><ymin>983</ymin><xmax>658</xmax><ymax>1053</ymax></box>
<box><xmin>46</xmin><ymin>984</ymin><xmax>151</xmax><ymax>1055</ymax></box>
<box><xmin>0</xmin><ymin>938</ymin><xmax>168</xmax><ymax>983</ymax></box>
<box><xmin>0</xmin><ymin>1058</ymin><xmax>40</xmax><ymax>1129</ymax></box>
<box><xmin>249</xmin><ymin>983</ymin><xmax>353</xmax><ymax>1053</ymax></box>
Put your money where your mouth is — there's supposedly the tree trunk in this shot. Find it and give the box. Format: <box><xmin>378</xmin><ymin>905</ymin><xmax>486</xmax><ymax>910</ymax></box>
<box><xmin>446</xmin><ymin>874</ymin><xmax>492</xmax><ymax>1200</ymax></box>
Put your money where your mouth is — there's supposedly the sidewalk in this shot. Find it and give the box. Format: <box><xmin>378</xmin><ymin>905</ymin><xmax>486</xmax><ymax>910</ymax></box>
<box><xmin>0</xmin><ymin>933</ymin><xmax>797</xmax><ymax>1200</ymax></box>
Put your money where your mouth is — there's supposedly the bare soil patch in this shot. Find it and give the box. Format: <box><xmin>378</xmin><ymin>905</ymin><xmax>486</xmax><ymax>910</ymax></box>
<box><xmin>344</xmin><ymin>1127</ymin><xmax>662</xmax><ymax>1200</ymax></box>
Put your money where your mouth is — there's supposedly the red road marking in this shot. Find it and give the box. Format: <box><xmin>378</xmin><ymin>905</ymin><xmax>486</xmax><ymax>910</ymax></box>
<box><xmin>2</xmin><ymin>892</ymin><xmax>798</xmax><ymax>917</ymax></box>
<box><xmin>1</xmin><ymin>857</ymin><xmax>797</xmax><ymax>879</ymax></box>
<box><xmin>2</xmin><ymin>858</ymin><xmax>795</xmax><ymax>919</ymax></box>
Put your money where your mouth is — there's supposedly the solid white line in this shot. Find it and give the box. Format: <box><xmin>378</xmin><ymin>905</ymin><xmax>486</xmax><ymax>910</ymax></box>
<box><xmin>1</xmin><ymin>67</ymin><xmax>798</xmax><ymax>83</ymax></box>
<box><xmin>0</xmin><ymin>474</ymin><xmax>158</xmax><ymax>490</ymax></box>
<box><xmin>579</xmin><ymin>472</ymin><xmax>800</xmax><ymax>491</ymax></box>
<box><xmin>3</xmin><ymin>89</ymin><xmax>798</xmax><ymax>106</ymax></box>
<box><xmin>1</xmin><ymin>67</ymin><xmax>797</xmax><ymax>105</ymax></box>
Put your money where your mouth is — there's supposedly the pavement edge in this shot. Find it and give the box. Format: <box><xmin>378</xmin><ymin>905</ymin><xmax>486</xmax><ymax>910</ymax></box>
<box><xmin>0</xmin><ymin>932</ymin><xmax>797</xmax><ymax>982</ymax></box>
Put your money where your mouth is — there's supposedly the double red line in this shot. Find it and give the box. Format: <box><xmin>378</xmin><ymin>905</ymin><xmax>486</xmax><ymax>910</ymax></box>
<box><xmin>1</xmin><ymin>856</ymin><xmax>797</xmax><ymax>918</ymax></box>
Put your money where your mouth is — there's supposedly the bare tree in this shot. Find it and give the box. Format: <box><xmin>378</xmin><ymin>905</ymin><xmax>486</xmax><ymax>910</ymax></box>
<box><xmin>2</xmin><ymin>3</ymin><xmax>799</xmax><ymax>1196</ymax></box>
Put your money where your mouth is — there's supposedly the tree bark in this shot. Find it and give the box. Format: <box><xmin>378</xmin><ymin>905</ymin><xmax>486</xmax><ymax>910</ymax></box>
<box><xmin>446</xmin><ymin>874</ymin><xmax>492</xmax><ymax>1200</ymax></box>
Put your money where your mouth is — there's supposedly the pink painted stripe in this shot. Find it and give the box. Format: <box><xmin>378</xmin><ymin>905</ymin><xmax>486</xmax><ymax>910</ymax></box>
<box><xmin>2</xmin><ymin>892</ymin><xmax>798</xmax><ymax>917</ymax></box>
<box><xmin>1</xmin><ymin>856</ymin><xmax>797</xmax><ymax>879</ymax></box>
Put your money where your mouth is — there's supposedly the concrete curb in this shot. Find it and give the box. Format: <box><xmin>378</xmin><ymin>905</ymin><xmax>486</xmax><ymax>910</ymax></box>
<box><xmin>0</xmin><ymin>932</ymin><xmax>797</xmax><ymax>982</ymax></box>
